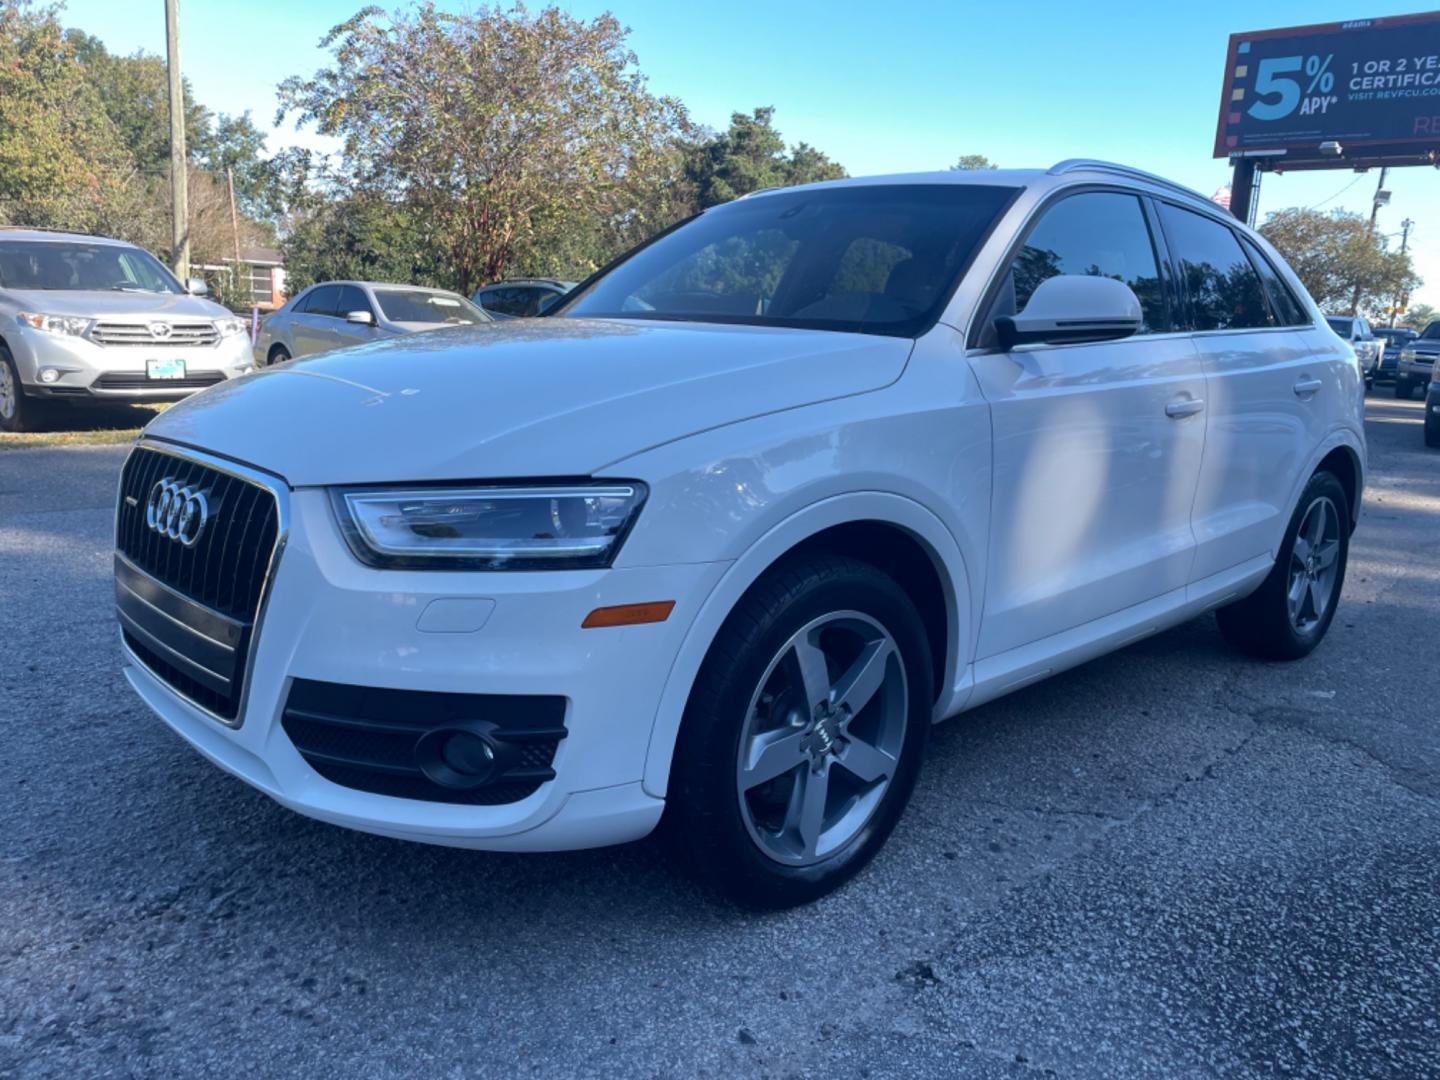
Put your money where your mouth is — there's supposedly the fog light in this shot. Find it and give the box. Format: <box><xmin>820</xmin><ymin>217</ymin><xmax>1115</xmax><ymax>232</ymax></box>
<box><xmin>414</xmin><ymin>723</ymin><xmax>505</xmax><ymax>790</ymax></box>
<box><xmin>38</xmin><ymin>367</ymin><xmax>60</xmax><ymax>384</ymax></box>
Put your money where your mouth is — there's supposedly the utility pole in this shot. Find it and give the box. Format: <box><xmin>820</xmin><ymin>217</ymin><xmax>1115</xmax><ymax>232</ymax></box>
<box><xmin>165</xmin><ymin>0</ymin><xmax>189</xmax><ymax>282</ymax></box>
<box><xmin>1389</xmin><ymin>217</ymin><xmax>1413</xmax><ymax>328</ymax></box>
<box><xmin>226</xmin><ymin>167</ymin><xmax>242</xmax><ymax>295</ymax></box>
<box><xmin>1349</xmin><ymin>166</ymin><xmax>1389</xmax><ymax>317</ymax></box>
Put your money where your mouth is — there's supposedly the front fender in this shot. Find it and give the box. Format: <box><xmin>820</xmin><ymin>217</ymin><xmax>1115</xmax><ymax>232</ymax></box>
<box><xmin>639</xmin><ymin>491</ymin><xmax>973</xmax><ymax>798</ymax></box>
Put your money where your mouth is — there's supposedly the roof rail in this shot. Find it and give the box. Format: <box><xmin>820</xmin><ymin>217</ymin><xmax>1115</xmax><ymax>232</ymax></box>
<box><xmin>0</xmin><ymin>223</ymin><xmax>103</xmax><ymax>238</ymax></box>
<box><xmin>1047</xmin><ymin>159</ymin><xmax>1212</xmax><ymax>205</ymax></box>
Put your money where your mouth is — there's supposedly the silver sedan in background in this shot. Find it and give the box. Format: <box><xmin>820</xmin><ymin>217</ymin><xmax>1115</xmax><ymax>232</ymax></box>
<box><xmin>255</xmin><ymin>281</ymin><xmax>490</xmax><ymax>365</ymax></box>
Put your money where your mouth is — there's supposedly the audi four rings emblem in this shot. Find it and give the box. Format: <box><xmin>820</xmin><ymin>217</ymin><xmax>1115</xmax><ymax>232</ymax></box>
<box><xmin>145</xmin><ymin>477</ymin><xmax>211</xmax><ymax>547</ymax></box>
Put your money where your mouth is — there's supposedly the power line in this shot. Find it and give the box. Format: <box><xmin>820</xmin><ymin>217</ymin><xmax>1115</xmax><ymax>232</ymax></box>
<box><xmin>1306</xmin><ymin>173</ymin><xmax>1365</xmax><ymax>211</ymax></box>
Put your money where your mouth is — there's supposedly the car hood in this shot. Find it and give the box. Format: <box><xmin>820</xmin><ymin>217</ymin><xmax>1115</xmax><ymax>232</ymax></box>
<box><xmin>1405</xmin><ymin>338</ymin><xmax>1440</xmax><ymax>355</ymax></box>
<box><xmin>146</xmin><ymin>318</ymin><xmax>913</xmax><ymax>485</ymax></box>
<box><xmin>1</xmin><ymin>288</ymin><xmax>229</xmax><ymax>319</ymax></box>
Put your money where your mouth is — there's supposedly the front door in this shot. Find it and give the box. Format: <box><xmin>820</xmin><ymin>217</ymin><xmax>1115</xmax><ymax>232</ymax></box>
<box><xmin>971</xmin><ymin>190</ymin><xmax>1207</xmax><ymax>659</ymax></box>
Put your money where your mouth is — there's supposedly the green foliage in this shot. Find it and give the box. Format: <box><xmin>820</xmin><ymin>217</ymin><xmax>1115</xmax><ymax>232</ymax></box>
<box><xmin>277</xmin><ymin>3</ymin><xmax>694</xmax><ymax>295</ymax></box>
<box><xmin>1402</xmin><ymin>302</ymin><xmax>1436</xmax><ymax>332</ymax></box>
<box><xmin>682</xmin><ymin>108</ymin><xmax>846</xmax><ymax>209</ymax></box>
<box><xmin>950</xmin><ymin>154</ymin><xmax>997</xmax><ymax>171</ymax></box>
<box><xmin>200</xmin><ymin>112</ymin><xmax>281</xmax><ymax>225</ymax></box>
<box><xmin>0</xmin><ymin>1</ymin><xmax>150</xmax><ymax>237</ymax></box>
<box><xmin>1260</xmin><ymin>207</ymin><xmax>1420</xmax><ymax>317</ymax></box>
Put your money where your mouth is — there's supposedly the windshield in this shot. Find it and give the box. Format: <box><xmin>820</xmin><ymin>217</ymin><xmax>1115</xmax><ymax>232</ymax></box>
<box><xmin>559</xmin><ymin>184</ymin><xmax>1020</xmax><ymax>337</ymax></box>
<box><xmin>373</xmin><ymin>289</ymin><xmax>487</xmax><ymax>325</ymax></box>
<box><xmin>1325</xmin><ymin>316</ymin><xmax>1353</xmax><ymax>336</ymax></box>
<box><xmin>1420</xmin><ymin>322</ymin><xmax>1440</xmax><ymax>341</ymax></box>
<box><xmin>0</xmin><ymin>240</ymin><xmax>183</xmax><ymax>293</ymax></box>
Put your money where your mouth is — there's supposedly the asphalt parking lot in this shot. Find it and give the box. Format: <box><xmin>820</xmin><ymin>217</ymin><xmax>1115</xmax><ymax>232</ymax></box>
<box><xmin>2</xmin><ymin>396</ymin><xmax>1438</xmax><ymax>1079</ymax></box>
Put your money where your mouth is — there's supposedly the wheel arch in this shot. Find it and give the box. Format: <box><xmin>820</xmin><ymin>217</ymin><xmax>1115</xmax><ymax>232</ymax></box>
<box><xmin>641</xmin><ymin>492</ymin><xmax>971</xmax><ymax>798</ymax></box>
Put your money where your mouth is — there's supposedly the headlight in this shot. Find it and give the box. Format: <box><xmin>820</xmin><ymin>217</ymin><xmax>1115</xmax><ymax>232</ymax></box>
<box><xmin>331</xmin><ymin>483</ymin><xmax>648</xmax><ymax>570</ymax></box>
<box><xmin>1400</xmin><ymin>348</ymin><xmax>1417</xmax><ymax>362</ymax></box>
<box><xmin>18</xmin><ymin>312</ymin><xmax>90</xmax><ymax>336</ymax></box>
<box><xmin>215</xmin><ymin>317</ymin><xmax>248</xmax><ymax>337</ymax></box>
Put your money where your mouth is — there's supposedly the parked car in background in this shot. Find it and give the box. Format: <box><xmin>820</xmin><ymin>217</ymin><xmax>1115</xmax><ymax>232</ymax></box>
<box><xmin>256</xmin><ymin>281</ymin><xmax>490</xmax><ymax>365</ymax></box>
<box><xmin>116</xmin><ymin>161</ymin><xmax>1364</xmax><ymax>907</ymax></box>
<box><xmin>1395</xmin><ymin>320</ymin><xmax>1440</xmax><ymax>400</ymax></box>
<box><xmin>0</xmin><ymin>228</ymin><xmax>252</xmax><ymax>432</ymax></box>
<box><xmin>1326</xmin><ymin>315</ymin><xmax>1381</xmax><ymax>387</ymax></box>
<box><xmin>1371</xmin><ymin>326</ymin><xmax>1415</xmax><ymax>386</ymax></box>
<box><xmin>473</xmin><ymin>278</ymin><xmax>576</xmax><ymax>319</ymax></box>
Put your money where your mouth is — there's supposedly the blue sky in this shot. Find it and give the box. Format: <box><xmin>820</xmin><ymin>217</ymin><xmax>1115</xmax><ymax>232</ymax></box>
<box><xmin>61</xmin><ymin>0</ymin><xmax>1440</xmax><ymax>306</ymax></box>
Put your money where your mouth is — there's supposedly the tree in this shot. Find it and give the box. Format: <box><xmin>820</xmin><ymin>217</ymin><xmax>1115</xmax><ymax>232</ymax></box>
<box><xmin>951</xmin><ymin>154</ymin><xmax>996</xmax><ymax>171</ymax></box>
<box><xmin>682</xmin><ymin>107</ymin><xmax>845</xmax><ymax>209</ymax></box>
<box><xmin>1404</xmin><ymin>302</ymin><xmax>1437</xmax><ymax>332</ymax></box>
<box><xmin>0</xmin><ymin>1</ymin><xmax>150</xmax><ymax>237</ymax></box>
<box><xmin>1259</xmin><ymin>207</ymin><xmax>1419</xmax><ymax>316</ymax></box>
<box><xmin>199</xmin><ymin>112</ymin><xmax>281</xmax><ymax>225</ymax></box>
<box><xmin>277</xmin><ymin>3</ymin><xmax>693</xmax><ymax>294</ymax></box>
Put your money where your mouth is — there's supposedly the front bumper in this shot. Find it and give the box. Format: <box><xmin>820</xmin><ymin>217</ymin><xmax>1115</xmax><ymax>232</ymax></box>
<box><xmin>1398</xmin><ymin>358</ymin><xmax>1437</xmax><ymax>383</ymax></box>
<box><xmin>13</xmin><ymin>326</ymin><xmax>253</xmax><ymax>402</ymax></box>
<box><xmin>120</xmin><ymin>482</ymin><xmax>727</xmax><ymax>851</ymax></box>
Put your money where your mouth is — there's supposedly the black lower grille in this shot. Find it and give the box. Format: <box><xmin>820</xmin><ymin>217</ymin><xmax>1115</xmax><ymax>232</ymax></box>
<box><xmin>94</xmin><ymin>371</ymin><xmax>226</xmax><ymax>390</ymax></box>
<box><xmin>115</xmin><ymin>445</ymin><xmax>282</xmax><ymax>721</ymax></box>
<box><xmin>282</xmin><ymin>679</ymin><xmax>567</xmax><ymax>805</ymax></box>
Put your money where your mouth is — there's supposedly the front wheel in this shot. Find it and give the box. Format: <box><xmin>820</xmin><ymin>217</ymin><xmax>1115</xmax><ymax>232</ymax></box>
<box><xmin>0</xmin><ymin>351</ymin><xmax>45</xmax><ymax>434</ymax></box>
<box><xmin>666</xmin><ymin>555</ymin><xmax>933</xmax><ymax>908</ymax></box>
<box><xmin>1395</xmin><ymin>377</ymin><xmax>1413</xmax><ymax>400</ymax></box>
<box><xmin>1425</xmin><ymin>403</ymin><xmax>1440</xmax><ymax>448</ymax></box>
<box><xmin>1217</xmin><ymin>471</ymin><xmax>1350</xmax><ymax>660</ymax></box>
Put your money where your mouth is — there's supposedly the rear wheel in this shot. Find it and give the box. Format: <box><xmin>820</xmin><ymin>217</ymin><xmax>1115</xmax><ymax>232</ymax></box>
<box><xmin>267</xmin><ymin>345</ymin><xmax>291</xmax><ymax>366</ymax></box>
<box><xmin>666</xmin><ymin>555</ymin><xmax>932</xmax><ymax>908</ymax></box>
<box><xmin>1217</xmin><ymin>471</ymin><xmax>1349</xmax><ymax>660</ymax></box>
<box><xmin>0</xmin><ymin>350</ymin><xmax>46</xmax><ymax>434</ymax></box>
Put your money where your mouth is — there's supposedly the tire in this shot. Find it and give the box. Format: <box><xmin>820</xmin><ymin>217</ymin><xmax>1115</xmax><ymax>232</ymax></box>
<box><xmin>267</xmin><ymin>345</ymin><xmax>291</xmax><ymax>366</ymax></box>
<box><xmin>0</xmin><ymin>350</ymin><xmax>46</xmax><ymax>434</ymax></box>
<box><xmin>665</xmin><ymin>554</ymin><xmax>933</xmax><ymax>908</ymax></box>
<box><xmin>1394</xmin><ymin>378</ymin><xmax>1412</xmax><ymax>400</ymax></box>
<box><xmin>1216</xmin><ymin>471</ymin><xmax>1350</xmax><ymax>661</ymax></box>
<box><xmin>1425</xmin><ymin>407</ymin><xmax>1440</xmax><ymax>448</ymax></box>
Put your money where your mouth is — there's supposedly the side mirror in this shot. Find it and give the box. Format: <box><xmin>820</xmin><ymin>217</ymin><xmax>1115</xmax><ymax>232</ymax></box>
<box><xmin>186</xmin><ymin>277</ymin><xmax>209</xmax><ymax>296</ymax></box>
<box><xmin>345</xmin><ymin>310</ymin><xmax>375</xmax><ymax>325</ymax></box>
<box><xmin>994</xmin><ymin>275</ymin><xmax>1143</xmax><ymax>351</ymax></box>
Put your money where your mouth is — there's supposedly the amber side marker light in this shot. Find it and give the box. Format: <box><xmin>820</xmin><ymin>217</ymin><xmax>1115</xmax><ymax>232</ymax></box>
<box><xmin>581</xmin><ymin>601</ymin><xmax>676</xmax><ymax>629</ymax></box>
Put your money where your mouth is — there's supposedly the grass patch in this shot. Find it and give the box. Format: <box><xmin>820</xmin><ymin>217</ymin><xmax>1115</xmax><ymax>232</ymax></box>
<box><xmin>0</xmin><ymin>404</ymin><xmax>166</xmax><ymax>450</ymax></box>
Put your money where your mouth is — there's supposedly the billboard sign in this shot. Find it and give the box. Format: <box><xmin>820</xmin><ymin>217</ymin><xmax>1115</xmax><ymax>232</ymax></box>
<box><xmin>1214</xmin><ymin>12</ymin><xmax>1440</xmax><ymax>158</ymax></box>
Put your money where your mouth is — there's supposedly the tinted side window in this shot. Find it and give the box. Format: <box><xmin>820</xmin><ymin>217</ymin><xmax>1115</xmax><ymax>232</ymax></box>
<box><xmin>476</xmin><ymin>288</ymin><xmax>510</xmax><ymax>314</ymax></box>
<box><xmin>1159</xmin><ymin>205</ymin><xmax>1271</xmax><ymax>331</ymax></box>
<box><xmin>1242</xmin><ymin>238</ymin><xmax>1307</xmax><ymax>327</ymax></box>
<box><xmin>303</xmin><ymin>285</ymin><xmax>340</xmax><ymax>317</ymax></box>
<box><xmin>336</xmin><ymin>285</ymin><xmax>371</xmax><ymax>318</ymax></box>
<box><xmin>1010</xmin><ymin>192</ymin><xmax>1167</xmax><ymax>333</ymax></box>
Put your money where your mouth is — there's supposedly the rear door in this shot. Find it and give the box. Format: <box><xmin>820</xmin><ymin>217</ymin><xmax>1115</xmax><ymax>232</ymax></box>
<box><xmin>1157</xmin><ymin>203</ymin><xmax>1327</xmax><ymax>581</ymax></box>
<box><xmin>970</xmin><ymin>189</ymin><xmax>1208</xmax><ymax>658</ymax></box>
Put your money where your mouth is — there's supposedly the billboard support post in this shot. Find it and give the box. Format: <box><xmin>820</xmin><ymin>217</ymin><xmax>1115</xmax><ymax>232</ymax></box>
<box><xmin>1229</xmin><ymin>158</ymin><xmax>1257</xmax><ymax>225</ymax></box>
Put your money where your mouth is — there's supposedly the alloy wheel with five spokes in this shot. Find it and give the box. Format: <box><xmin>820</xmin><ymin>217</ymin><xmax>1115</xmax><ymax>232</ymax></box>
<box><xmin>735</xmin><ymin>611</ymin><xmax>908</xmax><ymax>866</ymax></box>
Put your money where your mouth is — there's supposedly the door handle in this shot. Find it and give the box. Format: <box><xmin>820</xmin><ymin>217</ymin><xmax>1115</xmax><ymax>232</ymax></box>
<box><xmin>1293</xmin><ymin>377</ymin><xmax>1323</xmax><ymax>396</ymax></box>
<box><xmin>1165</xmin><ymin>398</ymin><xmax>1205</xmax><ymax>419</ymax></box>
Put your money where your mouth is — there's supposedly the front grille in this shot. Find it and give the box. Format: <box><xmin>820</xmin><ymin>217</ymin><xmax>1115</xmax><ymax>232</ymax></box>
<box><xmin>282</xmin><ymin>679</ymin><xmax>567</xmax><ymax>805</ymax></box>
<box><xmin>93</xmin><ymin>371</ymin><xmax>225</xmax><ymax>390</ymax></box>
<box><xmin>92</xmin><ymin>321</ymin><xmax>220</xmax><ymax>347</ymax></box>
<box><xmin>115</xmin><ymin>445</ymin><xmax>282</xmax><ymax>722</ymax></box>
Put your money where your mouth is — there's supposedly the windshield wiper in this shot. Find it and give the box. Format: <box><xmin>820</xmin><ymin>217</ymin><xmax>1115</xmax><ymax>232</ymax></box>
<box><xmin>109</xmin><ymin>285</ymin><xmax>155</xmax><ymax>293</ymax></box>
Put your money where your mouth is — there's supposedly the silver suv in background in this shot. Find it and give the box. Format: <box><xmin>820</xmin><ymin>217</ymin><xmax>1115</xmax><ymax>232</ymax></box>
<box><xmin>0</xmin><ymin>229</ymin><xmax>253</xmax><ymax>432</ymax></box>
<box><xmin>1325</xmin><ymin>315</ymin><xmax>1382</xmax><ymax>387</ymax></box>
<box><xmin>256</xmin><ymin>281</ymin><xmax>490</xmax><ymax>365</ymax></box>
